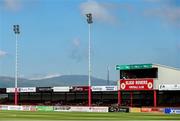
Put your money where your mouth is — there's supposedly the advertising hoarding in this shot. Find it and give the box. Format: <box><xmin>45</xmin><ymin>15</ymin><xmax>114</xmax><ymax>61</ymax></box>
<box><xmin>53</xmin><ymin>106</ymin><xmax>71</xmax><ymax>112</ymax></box>
<box><xmin>70</xmin><ymin>86</ymin><xmax>89</xmax><ymax>92</ymax></box>
<box><xmin>91</xmin><ymin>86</ymin><xmax>117</xmax><ymax>92</ymax></box>
<box><xmin>70</xmin><ymin>106</ymin><xmax>108</xmax><ymax>112</ymax></box>
<box><xmin>53</xmin><ymin>87</ymin><xmax>70</xmax><ymax>92</ymax></box>
<box><xmin>19</xmin><ymin>87</ymin><xmax>36</xmax><ymax>92</ymax></box>
<box><xmin>141</xmin><ymin>107</ymin><xmax>163</xmax><ymax>113</ymax></box>
<box><xmin>164</xmin><ymin>108</ymin><xmax>180</xmax><ymax>114</ymax></box>
<box><xmin>89</xmin><ymin>107</ymin><xmax>109</xmax><ymax>112</ymax></box>
<box><xmin>159</xmin><ymin>84</ymin><xmax>180</xmax><ymax>91</ymax></box>
<box><xmin>109</xmin><ymin>106</ymin><xmax>129</xmax><ymax>112</ymax></box>
<box><xmin>0</xmin><ymin>105</ymin><xmax>109</xmax><ymax>112</ymax></box>
<box><xmin>0</xmin><ymin>88</ymin><xmax>6</xmax><ymax>93</ymax></box>
<box><xmin>54</xmin><ymin>106</ymin><xmax>108</xmax><ymax>112</ymax></box>
<box><xmin>22</xmin><ymin>106</ymin><xmax>36</xmax><ymax>111</ymax></box>
<box><xmin>36</xmin><ymin>106</ymin><xmax>53</xmax><ymax>111</ymax></box>
<box><xmin>36</xmin><ymin>87</ymin><xmax>53</xmax><ymax>92</ymax></box>
<box><xmin>6</xmin><ymin>87</ymin><xmax>36</xmax><ymax>93</ymax></box>
<box><xmin>6</xmin><ymin>88</ymin><xmax>19</xmax><ymax>93</ymax></box>
<box><xmin>0</xmin><ymin>105</ymin><xmax>8</xmax><ymax>110</ymax></box>
<box><xmin>7</xmin><ymin>105</ymin><xmax>23</xmax><ymax>111</ymax></box>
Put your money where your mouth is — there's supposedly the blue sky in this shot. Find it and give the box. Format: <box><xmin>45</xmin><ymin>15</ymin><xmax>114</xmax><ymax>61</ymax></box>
<box><xmin>0</xmin><ymin>0</ymin><xmax>180</xmax><ymax>81</ymax></box>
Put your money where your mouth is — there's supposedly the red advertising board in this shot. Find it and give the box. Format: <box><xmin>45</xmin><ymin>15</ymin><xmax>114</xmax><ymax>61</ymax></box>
<box><xmin>120</xmin><ymin>79</ymin><xmax>153</xmax><ymax>90</ymax></box>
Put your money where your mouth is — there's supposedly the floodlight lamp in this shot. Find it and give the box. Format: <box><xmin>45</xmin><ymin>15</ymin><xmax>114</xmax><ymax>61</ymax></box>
<box><xmin>86</xmin><ymin>13</ymin><xmax>93</xmax><ymax>24</ymax></box>
<box><xmin>13</xmin><ymin>25</ymin><xmax>20</xmax><ymax>34</ymax></box>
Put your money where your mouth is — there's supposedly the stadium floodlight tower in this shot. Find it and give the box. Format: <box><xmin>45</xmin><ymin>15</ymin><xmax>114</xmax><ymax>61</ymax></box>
<box><xmin>13</xmin><ymin>25</ymin><xmax>20</xmax><ymax>105</ymax></box>
<box><xmin>86</xmin><ymin>13</ymin><xmax>93</xmax><ymax>107</ymax></box>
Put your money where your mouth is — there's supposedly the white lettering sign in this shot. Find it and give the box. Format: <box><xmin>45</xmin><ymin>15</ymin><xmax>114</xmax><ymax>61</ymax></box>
<box><xmin>53</xmin><ymin>87</ymin><xmax>70</xmax><ymax>92</ymax></box>
<box><xmin>92</xmin><ymin>86</ymin><xmax>117</xmax><ymax>92</ymax></box>
<box><xmin>19</xmin><ymin>87</ymin><xmax>36</xmax><ymax>92</ymax></box>
<box><xmin>159</xmin><ymin>84</ymin><xmax>180</xmax><ymax>90</ymax></box>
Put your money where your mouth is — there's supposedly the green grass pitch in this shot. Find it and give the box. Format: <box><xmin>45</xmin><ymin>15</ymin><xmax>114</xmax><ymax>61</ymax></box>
<box><xmin>0</xmin><ymin>110</ymin><xmax>180</xmax><ymax>120</ymax></box>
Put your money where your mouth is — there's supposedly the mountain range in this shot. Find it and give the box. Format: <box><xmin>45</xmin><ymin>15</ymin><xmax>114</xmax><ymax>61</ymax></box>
<box><xmin>0</xmin><ymin>75</ymin><xmax>116</xmax><ymax>88</ymax></box>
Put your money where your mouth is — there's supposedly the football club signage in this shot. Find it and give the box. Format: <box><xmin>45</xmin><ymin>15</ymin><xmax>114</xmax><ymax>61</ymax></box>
<box><xmin>120</xmin><ymin>79</ymin><xmax>153</xmax><ymax>90</ymax></box>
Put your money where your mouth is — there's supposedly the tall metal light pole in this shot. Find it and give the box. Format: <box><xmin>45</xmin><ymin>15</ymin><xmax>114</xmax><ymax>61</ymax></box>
<box><xmin>13</xmin><ymin>25</ymin><xmax>20</xmax><ymax>105</ymax></box>
<box><xmin>107</xmin><ymin>65</ymin><xmax>110</xmax><ymax>85</ymax></box>
<box><xmin>86</xmin><ymin>13</ymin><xmax>93</xmax><ymax>107</ymax></box>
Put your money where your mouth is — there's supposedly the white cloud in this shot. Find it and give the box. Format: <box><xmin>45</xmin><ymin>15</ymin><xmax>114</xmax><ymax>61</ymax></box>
<box><xmin>144</xmin><ymin>0</ymin><xmax>162</xmax><ymax>3</ymax></box>
<box><xmin>3</xmin><ymin>0</ymin><xmax>22</xmax><ymax>11</ymax></box>
<box><xmin>144</xmin><ymin>0</ymin><xmax>180</xmax><ymax>26</ymax></box>
<box><xmin>80</xmin><ymin>0</ymin><xmax>116</xmax><ymax>23</ymax></box>
<box><xmin>145</xmin><ymin>7</ymin><xmax>180</xmax><ymax>26</ymax></box>
<box><xmin>1</xmin><ymin>0</ymin><xmax>38</xmax><ymax>12</ymax></box>
<box><xmin>177</xmin><ymin>41</ymin><xmax>180</xmax><ymax>49</ymax></box>
<box><xmin>69</xmin><ymin>38</ymin><xmax>86</xmax><ymax>62</ymax></box>
<box><xmin>0</xmin><ymin>50</ymin><xmax>7</xmax><ymax>57</ymax></box>
<box><xmin>29</xmin><ymin>73</ymin><xmax>61</xmax><ymax>80</ymax></box>
<box><xmin>73</xmin><ymin>38</ymin><xmax>80</xmax><ymax>47</ymax></box>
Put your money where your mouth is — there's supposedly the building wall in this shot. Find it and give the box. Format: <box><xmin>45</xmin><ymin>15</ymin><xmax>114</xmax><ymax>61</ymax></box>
<box><xmin>154</xmin><ymin>65</ymin><xmax>180</xmax><ymax>89</ymax></box>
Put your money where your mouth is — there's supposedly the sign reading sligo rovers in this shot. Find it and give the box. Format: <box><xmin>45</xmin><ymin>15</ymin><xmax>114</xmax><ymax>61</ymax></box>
<box><xmin>120</xmin><ymin>79</ymin><xmax>153</xmax><ymax>90</ymax></box>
